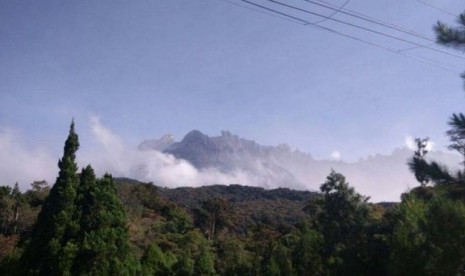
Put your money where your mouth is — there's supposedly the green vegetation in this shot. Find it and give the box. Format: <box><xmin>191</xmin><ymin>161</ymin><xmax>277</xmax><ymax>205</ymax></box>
<box><xmin>4</xmin><ymin>122</ymin><xmax>138</xmax><ymax>275</ymax></box>
<box><xmin>1</xmin><ymin>118</ymin><xmax>465</xmax><ymax>274</ymax></box>
<box><xmin>2</xmin><ymin>9</ymin><xmax>465</xmax><ymax>276</ymax></box>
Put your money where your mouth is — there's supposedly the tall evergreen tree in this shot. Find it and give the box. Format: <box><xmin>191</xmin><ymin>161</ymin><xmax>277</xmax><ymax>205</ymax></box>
<box><xmin>72</xmin><ymin>172</ymin><xmax>139</xmax><ymax>275</ymax></box>
<box><xmin>407</xmin><ymin>13</ymin><xmax>465</xmax><ymax>188</ymax></box>
<box><xmin>20</xmin><ymin>121</ymin><xmax>80</xmax><ymax>275</ymax></box>
<box><xmin>19</xmin><ymin>121</ymin><xmax>138</xmax><ymax>275</ymax></box>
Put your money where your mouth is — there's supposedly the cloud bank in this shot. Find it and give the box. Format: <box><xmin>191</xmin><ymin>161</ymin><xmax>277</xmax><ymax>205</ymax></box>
<box><xmin>82</xmin><ymin>116</ymin><xmax>259</xmax><ymax>188</ymax></box>
<box><xmin>1</xmin><ymin>118</ymin><xmax>462</xmax><ymax>202</ymax></box>
<box><xmin>0</xmin><ymin>128</ymin><xmax>57</xmax><ymax>189</ymax></box>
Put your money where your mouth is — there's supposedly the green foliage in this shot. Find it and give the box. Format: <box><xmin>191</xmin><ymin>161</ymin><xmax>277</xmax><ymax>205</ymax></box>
<box><xmin>20</xmin><ymin>121</ymin><xmax>80</xmax><ymax>275</ymax></box>
<box><xmin>141</xmin><ymin>243</ymin><xmax>177</xmax><ymax>275</ymax></box>
<box><xmin>216</xmin><ymin>236</ymin><xmax>254</xmax><ymax>275</ymax></box>
<box><xmin>195</xmin><ymin>242</ymin><xmax>216</xmax><ymax>275</ymax></box>
<box><xmin>15</xmin><ymin>122</ymin><xmax>138</xmax><ymax>275</ymax></box>
<box><xmin>292</xmin><ymin>226</ymin><xmax>324</xmax><ymax>275</ymax></box>
<box><xmin>388</xmin><ymin>197</ymin><xmax>428</xmax><ymax>275</ymax></box>
<box><xmin>435</xmin><ymin>13</ymin><xmax>465</xmax><ymax>49</ymax></box>
<box><xmin>317</xmin><ymin>171</ymin><xmax>374</xmax><ymax>274</ymax></box>
<box><xmin>389</xmin><ymin>196</ymin><xmax>465</xmax><ymax>275</ymax></box>
<box><xmin>72</xmin><ymin>171</ymin><xmax>139</xmax><ymax>275</ymax></box>
<box><xmin>447</xmin><ymin>113</ymin><xmax>465</xmax><ymax>166</ymax></box>
<box><xmin>7</xmin><ymin>119</ymin><xmax>465</xmax><ymax>275</ymax></box>
<box><xmin>408</xmin><ymin>114</ymin><xmax>465</xmax><ymax>195</ymax></box>
<box><xmin>0</xmin><ymin>184</ymin><xmax>32</xmax><ymax>235</ymax></box>
<box><xmin>194</xmin><ymin>197</ymin><xmax>232</xmax><ymax>240</ymax></box>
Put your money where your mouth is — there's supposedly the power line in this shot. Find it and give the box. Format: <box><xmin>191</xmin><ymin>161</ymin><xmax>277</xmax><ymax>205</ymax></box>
<box><xmin>308</xmin><ymin>0</ymin><xmax>461</xmax><ymax>64</ymax></box>
<box><xmin>414</xmin><ymin>0</ymin><xmax>456</xmax><ymax>17</ymax></box>
<box><xmin>312</xmin><ymin>0</ymin><xmax>351</xmax><ymax>25</ymax></box>
<box><xmin>237</xmin><ymin>0</ymin><xmax>461</xmax><ymax>74</ymax></box>
<box><xmin>302</xmin><ymin>0</ymin><xmax>431</xmax><ymax>41</ymax></box>
<box><xmin>266</xmin><ymin>0</ymin><xmax>465</xmax><ymax>60</ymax></box>
<box><xmin>397</xmin><ymin>43</ymin><xmax>435</xmax><ymax>52</ymax></box>
<box><xmin>220</xmin><ymin>0</ymin><xmax>300</xmax><ymax>24</ymax></box>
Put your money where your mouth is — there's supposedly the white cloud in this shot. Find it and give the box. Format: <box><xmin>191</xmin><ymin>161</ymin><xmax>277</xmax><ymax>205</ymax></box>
<box><xmin>89</xmin><ymin>115</ymin><xmax>124</xmax><ymax>151</ymax></box>
<box><xmin>0</xmin><ymin>119</ymin><xmax>457</xmax><ymax>202</ymax></box>
<box><xmin>330</xmin><ymin>150</ymin><xmax>341</xmax><ymax>160</ymax></box>
<box><xmin>0</xmin><ymin>128</ymin><xmax>56</xmax><ymax>190</ymax></box>
<box><xmin>82</xmin><ymin>116</ymin><xmax>257</xmax><ymax>188</ymax></box>
<box><xmin>405</xmin><ymin>135</ymin><xmax>435</xmax><ymax>152</ymax></box>
<box><xmin>0</xmin><ymin>117</ymin><xmax>284</xmax><ymax>191</ymax></box>
<box><xmin>425</xmin><ymin>140</ymin><xmax>435</xmax><ymax>152</ymax></box>
<box><xmin>405</xmin><ymin>136</ymin><xmax>416</xmax><ymax>150</ymax></box>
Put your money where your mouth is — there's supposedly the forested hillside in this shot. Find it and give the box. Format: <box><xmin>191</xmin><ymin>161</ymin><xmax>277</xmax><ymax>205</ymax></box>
<box><xmin>2</xmin><ymin>8</ymin><xmax>465</xmax><ymax>276</ymax></box>
<box><xmin>1</xmin><ymin>120</ymin><xmax>465</xmax><ymax>275</ymax></box>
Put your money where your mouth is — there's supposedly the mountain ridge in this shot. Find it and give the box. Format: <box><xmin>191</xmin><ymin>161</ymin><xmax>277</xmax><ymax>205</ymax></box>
<box><xmin>137</xmin><ymin>130</ymin><xmax>461</xmax><ymax>201</ymax></box>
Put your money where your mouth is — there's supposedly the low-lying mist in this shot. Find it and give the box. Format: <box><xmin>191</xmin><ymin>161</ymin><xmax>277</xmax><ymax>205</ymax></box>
<box><xmin>1</xmin><ymin>116</ymin><xmax>461</xmax><ymax>202</ymax></box>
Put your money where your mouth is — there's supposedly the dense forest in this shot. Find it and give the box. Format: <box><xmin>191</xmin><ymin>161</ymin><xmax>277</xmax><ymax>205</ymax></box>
<box><xmin>2</xmin><ymin>10</ymin><xmax>465</xmax><ymax>276</ymax></box>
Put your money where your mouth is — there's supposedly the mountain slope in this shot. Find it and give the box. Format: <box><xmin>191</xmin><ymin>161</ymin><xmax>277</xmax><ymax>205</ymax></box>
<box><xmin>138</xmin><ymin>130</ymin><xmax>461</xmax><ymax>201</ymax></box>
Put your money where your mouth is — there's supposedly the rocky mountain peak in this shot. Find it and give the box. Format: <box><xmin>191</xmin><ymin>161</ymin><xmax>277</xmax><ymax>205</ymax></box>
<box><xmin>138</xmin><ymin>134</ymin><xmax>175</xmax><ymax>151</ymax></box>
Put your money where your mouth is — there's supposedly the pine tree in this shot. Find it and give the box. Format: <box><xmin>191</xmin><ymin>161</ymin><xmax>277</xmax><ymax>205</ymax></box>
<box><xmin>435</xmin><ymin>13</ymin><xmax>465</xmax><ymax>50</ymax></box>
<box><xmin>20</xmin><ymin>121</ymin><xmax>80</xmax><ymax>275</ymax></box>
<box><xmin>19</xmin><ymin>121</ymin><xmax>138</xmax><ymax>275</ymax></box>
<box><xmin>406</xmin><ymin>13</ymin><xmax>465</xmax><ymax>188</ymax></box>
<box><xmin>72</xmin><ymin>172</ymin><xmax>139</xmax><ymax>275</ymax></box>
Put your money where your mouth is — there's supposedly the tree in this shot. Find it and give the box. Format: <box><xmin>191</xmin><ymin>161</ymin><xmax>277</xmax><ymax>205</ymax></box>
<box><xmin>317</xmin><ymin>171</ymin><xmax>373</xmax><ymax>274</ymax></box>
<box><xmin>435</xmin><ymin>13</ymin><xmax>465</xmax><ymax>50</ymax></box>
<box><xmin>195</xmin><ymin>242</ymin><xmax>216</xmax><ymax>276</ymax></box>
<box><xmin>20</xmin><ymin>121</ymin><xmax>80</xmax><ymax>275</ymax></box>
<box><xmin>408</xmin><ymin>116</ymin><xmax>465</xmax><ymax>188</ymax></box>
<box><xmin>408</xmin><ymin>137</ymin><xmax>430</xmax><ymax>186</ymax></box>
<box><xmin>447</xmin><ymin>113</ymin><xmax>465</xmax><ymax>168</ymax></box>
<box><xmin>291</xmin><ymin>225</ymin><xmax>324</xmax><ymax>275</ymax></box>
<box><xmin>389</xmin><ymin>196</ymin><xmax>465</xmax><ymax>275</ymax></box>
<box><xmin>18</xmin><ymin>121</ymin><xmax>138</xmax><ymax>275</ymax></box>
<box><xmin>0</xmin><ymin>184</ymin><xmax>23</xmax><ymax>235</ymax></box>
<box><xmin>215</xmin><ymin>237</ymin><xmax>254</xmax><ymax>275</ymax></box>
<box><xmin>72</xmin><ymin>172</ymin><xmax>139</xmax><ymax>275</ymax></box>
<box><xmin>406</xmin><ymin>10</ymin><xmax>465</xmax><ymax>198</ymax></box>
<box><xmin>141</xmin><ymin>243</ymin><xmax>177</xmax><ymax>275</ymax></box>
<box><xmin>388</xmin><ymin>197</ymin><xmax>428</xmax><ymax>275</ymax></box>
<box><xmin>195</xmin><ymin>197</ymin><xmax>232</xmax><ymax>240</ymax></box>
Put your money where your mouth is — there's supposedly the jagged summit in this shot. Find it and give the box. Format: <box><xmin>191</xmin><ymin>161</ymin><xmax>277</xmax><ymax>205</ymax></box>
<box><xmin>138</xmin><ymin>134</ymin><xmax>175</xmax><ymax>151</ymax></box>
<box><xmin>136</xmin><ymin>130</ymin><xmax>461</xmax><ymax>201</ymax></box>
<box><xmin>163</xmin><ymin>130</ymin><xmax>301</xmax><ymax>171</ymax></box>
<box><xmin>137</xmin><ymin>130</ymin><xmax>306</xmax><ymax>189</ymax></box>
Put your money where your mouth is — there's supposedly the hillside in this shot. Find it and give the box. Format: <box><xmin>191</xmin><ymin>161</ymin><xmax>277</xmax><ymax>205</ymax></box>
<box><xmin>116</xmin><ymin>178</ymin><xmax>319</xmax><ymax>234</ymax></box>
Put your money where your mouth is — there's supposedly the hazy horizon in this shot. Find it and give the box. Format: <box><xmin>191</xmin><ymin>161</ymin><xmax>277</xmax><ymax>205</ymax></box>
<box><xmin>1</xmin><ymin>1</ymin><xmax>464</xmax><ymax>201</ymax></box>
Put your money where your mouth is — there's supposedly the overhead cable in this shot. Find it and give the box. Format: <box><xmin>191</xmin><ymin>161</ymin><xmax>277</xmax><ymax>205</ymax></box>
<box><xmin>302</xmin><ymin>0</ymin><xmax>431</xmax><ymax>41</ymax></box>
<box><xmin>265</xmin><ymin>0</ymin><xmax>465</xmax><ymax>60</ymax></box>
<box><xmin>237</xmin><ymin>0</ymin><xmax>461</xmax><ymax>74</ymax></box>
<box><xmin>311</xmin><ymin>0</ymin><xmax>351</xmax><ymax>25</ymax></box>
<box><xmin>414</xmin><ymin>0</ymin><xmax>456</xmax><ymax>17</ymax></box>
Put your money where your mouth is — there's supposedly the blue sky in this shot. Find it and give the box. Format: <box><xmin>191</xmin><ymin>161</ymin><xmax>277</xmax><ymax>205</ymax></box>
<box><xmin>1</xmin><ymin>0</ymin><xmax>464</xmax><ymax>164</ymax></box>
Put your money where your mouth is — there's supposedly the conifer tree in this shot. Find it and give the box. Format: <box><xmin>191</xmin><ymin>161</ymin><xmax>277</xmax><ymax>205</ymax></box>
<box><xmin>20</xmin><ymin>121</ymin><xmax>80</xmax><ymax>275</ymax></box>
<box><xmin>19</xmin><ymin>121</ymin><xmax>138</xmax><ymax>275</ymax></box>
<box><xmin>72</xmin><ymin>172</ymin><xmax>139</xmax><ymax>275</ymax></box>
<box><xmin>406</xmin><ymin>13</ymin><xmax>465</xmax><ymax>189</ymax></box>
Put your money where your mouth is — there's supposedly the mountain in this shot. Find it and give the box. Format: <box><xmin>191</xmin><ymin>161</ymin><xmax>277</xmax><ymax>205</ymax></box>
<box><xmin>138</xmin><ymin>130</ymin><xmax>461</xmax><ymax>202</ymax></box>
<box><xmin>165</xmin><ymin>130</ymin><xmax>308</xmax><ymax>189</ymax></box>
<box><xmin>138</xmin><ymin>134</ymin><xmax>175</xmax><ymax>151</ymax></box>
